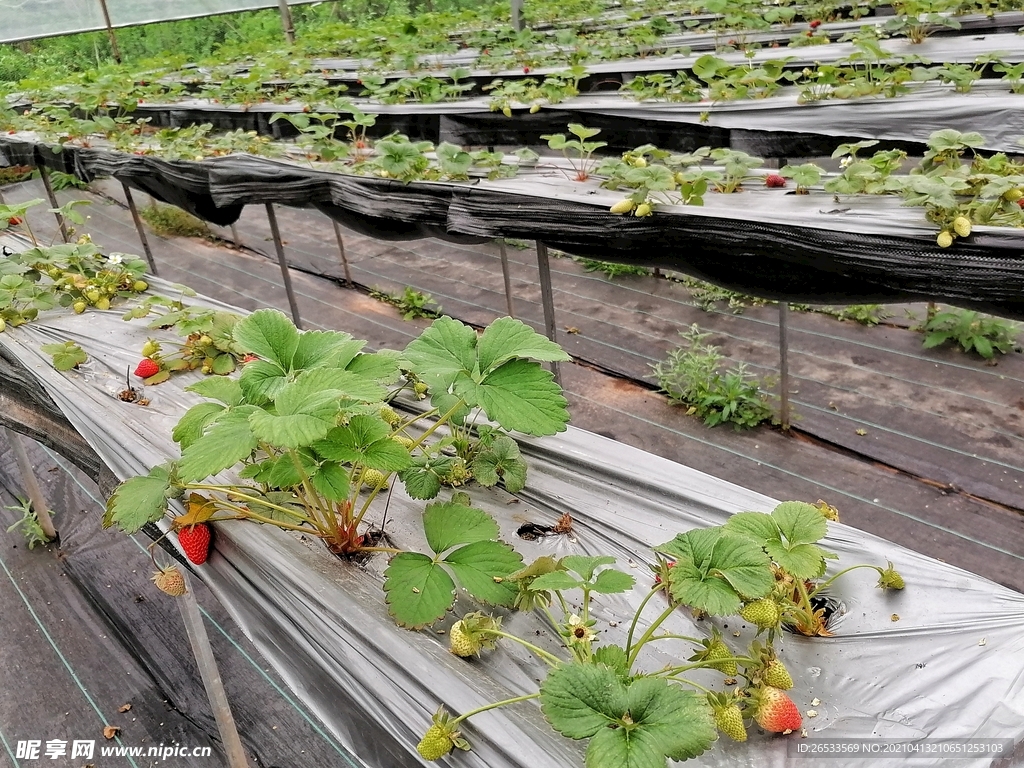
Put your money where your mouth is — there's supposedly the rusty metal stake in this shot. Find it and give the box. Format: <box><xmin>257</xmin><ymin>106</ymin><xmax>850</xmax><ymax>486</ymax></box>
<box><xmin>331</xmin><ymin>220</ymin><xmax>354</xmax><ymax>286</ymax></box>
<box><xmin>2</xmin><ymin>429</ymin><xmax>57</xmax><ymax>541</ymax></box>
<box><xmin>498</xmin><ymin>240</ymin><xmax>516</xmax><ymax>318</ymax></box>
<box><xmin>264</xmin><ymin>203</ymin><xmax>303</xmax><ymax>328</ymax></box>
<box><xmin>535</xmin><ymin>241</ymin><xmax>560</xmax><ymax>387</ymax></box>
<box><xmin>121</xmin><ymin>183</ymin><xmax>158</xmax><ymax>275</ymax></box>
<box><xmin>37</xmin><ymin>166</ymin><xmax>69</xmax><ymax>243</ymax></box>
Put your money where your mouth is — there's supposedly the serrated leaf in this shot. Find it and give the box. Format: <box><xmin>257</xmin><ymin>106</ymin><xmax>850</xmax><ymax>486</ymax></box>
<box><xmin>508</xmin><ymin>555</ymin><xmax>561</xmax><ymax>581</ymax></box>
<box><xmin>103</xmin><ymin>465</ymin><xmax>171</xmax><ymax>533</ymax></box>
<box><xmin>445</xmin><ymin>540</ymin><xmax>523</xmax><ymax>605</ymax></box>
<box><xmin>397</xmin><ymin>462</ymin><xmax>443</xmax><ymax>499</ymax></box>
<box><xmin>178</xmin><ymin>408</ymin><xmax>258</xmax><ymax>482</ymax></box>
<box><xmin>541</xmin><ymin>664</ymin><xmax>624</xmax><ymax>739</ymax></box>
<box><xmin>772</xmin><ymin>501</ymin><xmax>827</xmax><ymax>545</ymax></box>
<box><xmin>472</xmin><ymin>434</ymin><xmax>527</xmax><ymax>492</ymax></box>
<box><xmin>185</xmin><ymin>377</ymin><xmax>242</xmax><ymax>406</ymax></box>
<box><xmin>593</xmin><ymin>646</ymin><xmax>630</xmax><ymax>680</ymax></box>
<box><xmin>429</xmin><ymin>390</ymin><xmax>471</xmax><ymax>425</ymax></box>
<box><xmin>666</xmin><ymin>559</ymin><xmax>745</xmax><ymax>615</ymax></box>
<box><xmin>310</xmin><ymin>462</ymin><xmax>350</xmax><ymax>502</ymax></box>
<box><xmin>384</xmin><ymin>552</ymin><xmax>456</xmax><ymax>628</ymax></box>
<box><xmin>710</xmin><ymin>534</ymin><xmax>775</xmax><ymax>599</ymax></box>
<box><xmin>314</xmin><ymin>415</ymin><xmax>412</xmax><ymax>471</ymax></box>
<box><xmin>530</xmin><ymin>570</ymin><xmax>585</xmax><ymax>592</ymax></box>
<box><xmin>41</xmin><ymin>342</ymin><xmax>87</xmax><ymax>371</ymax></box>
<box><xmin>291</xmin><ymin>330</ymin><xmax>363</xmax><ymax>370</ymax></box>
<box><xmin>563</xmin><ymin>555</ymin><xmax>616</xmax><ymax>582</ymax></box>
<box><xmin>172</xmin><ymin>402</ymin><xmax>226</xmax><ymax>449</ymax></box>
<box><xmin>765</xmin><ymin>540</ymin><xmax>829</xmax><ymax>580</ymax></box>
<box><xmin>239</xmin><ymin>359</ymin><xmax>287</xmax><ymax>403</ymax></box>
<box><xmin>403</xmin><ymin>316</ymin><xmax>478</xmax><ymax>388</ymax></box>
<box><xmin>465</xmin><ymin>359</ymin><xmax>569</xmax><ymax>435</ymax></box>
<box><xmin>211</xmin><ymin>354</ymin><xmax>235</xmax><ymax>375</ymax></box>
<box><xmin>423</xmin><ymin>500</ymin><xmax>500</xmax><ymax>553</ymax></box>
<box><xmin>232</xmin><ymin>309</ymin><xmax>299</xmax><ymax>369</ymax></box>
<box><xmin>591</xmin><ymin>569</ymin><xmax>636</xmax><ymax>594</ymax></box>
<box><xmin>345</xmin><ymin>349</ymin><xmax>402</xmax><ymax>382</ymax></box>
<box><xmin>266</xmin><ymin>451</ymin><xmax>316</xmax><ymax>488</ymax></box>
<box><xmin>476</xmin><ymin>316</ymin><xmax>571</xmax><ymax>374</ymax></box>
<box><xmin>292</xmin><ymin>368</ymin><xmax>385</xmax><ymax>403</ymax></box>
<box><xmin>723</xmin><ymin>511</ymin><xmax>779</xmax><ymax>543</ymax></box>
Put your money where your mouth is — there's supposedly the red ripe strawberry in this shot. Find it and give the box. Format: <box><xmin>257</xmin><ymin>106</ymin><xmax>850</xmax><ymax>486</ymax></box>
<box><xmin>765</xmin><ymin>174</ymin><xmax>787</xmax><ymax>188</ymax></box>
<box><xmin>134</xmin><ymin>358</ymin><xmax>160</xmax><ymax>378</ymax></box>
<box><xmin>809</xmin><ymin>19</ymin><xmax>822</xmax><ymax>28</ymax></box>
<box><xmin>1017</xmin><ymin>199</ymin><xmax>1024</xmax><ymax>209</ymax></box>
<box><xmin>177</xmin><ymin>523</ymin><xmax>212</xmax><ymax>565</ymax></box>
<box><xmin>523</xmin><ymin>66</ymin><xmax>531</xmax><ymax>73</ymax></box>
<box><xmin>8</xmin><ymin>216</ymin><xmax>22</xmax><ymax>226</ymax></box>
<box><xmin>750</xmin><ymin>686</ymin><xmax>802</xmax><ymax>733</ymax></box>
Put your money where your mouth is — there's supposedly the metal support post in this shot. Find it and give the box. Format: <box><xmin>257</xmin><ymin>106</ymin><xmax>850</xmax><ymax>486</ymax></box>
<box><xmin>96</xmin><ymin>0</ymin><xmax>123</xmax><ymax>63</ymax></box>
<box><xmin>37</xmin><ymin>166</ymin><xmax>69</xmax><ymax>243</ymax></box>
<box><xmin>498</xmin><ymin>240</ymin><xmax>516</xmax><ymax>318</ymax></box>
<box><xmin>177</xmin><ymin>571</ymin><xmax>251</xmax><ymax>768</ymax></box>
<box><xmin>331</xmin><ymin>220</ymin><xmax>354</xmax><ymax>286</ymax></box>
<box><xmin>230</xmin><ymin>223</ymin><xmax>241</xmax><ymax>248</ymax></box>
<box><xmin>120</xmin><ymin>183</ymin><xmax>158</xmax><ymax>276</ymax></box>
<box><xmin>778</xmin><ymin>302</ymin><xmax>790</xmax><ymax>431</ymax></box>
<box><xmin>3</xmin><ymin>428</ymin><xmax>57</xmax><ymax>541</ymax></box>
<box><xmin>535</xmin><ymin>241</ymin><xmax>560</xmax><ymax>386</ymax></box>
<box><xmin>277</xmin><ymin>0</ymin><xmax>296</xmax><ymax>44</ymax></box>
<box><xmin>264</xmin><ymin>203</ymin><xmax>303</xmax><ymax>329</ymax></box>
<box><xmin>510</xmin><ymin>0</ymin><xmax>523</xmax><ymax>32</ymax></box>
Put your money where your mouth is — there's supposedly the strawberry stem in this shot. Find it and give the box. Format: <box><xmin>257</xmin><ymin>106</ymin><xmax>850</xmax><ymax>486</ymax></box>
<box><xmin>624</xmin><ymin>585</ymin><xmax>665</xmax><ymax>659</ymax></box>
<box><xmin>450</xmin><ymin>692</ymin><xmax>541</xmax><ymax>727</ymax></box>
<box><xmin>484</xmin><ymin>630</ymin><xmax>563</xmax><ymax>667</ymax></box>
<box><xmin>807</xmin><ymin>564</ymin><xmax>883</xmax><ymax>599</ymax></box>
<box><xmin>627</xmin><ymin>599</ymin><xmax>679</xmax><ymax>668</ymax></box>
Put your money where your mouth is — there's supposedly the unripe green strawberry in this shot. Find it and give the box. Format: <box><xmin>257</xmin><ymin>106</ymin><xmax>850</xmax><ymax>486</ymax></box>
<box><xmin>610</xmin><ymin>198</ymin><xmax>635</xmax><ymax>214</ymax></box>
<box><xmin>750</xmin><ymin>686</ymin><xmax>801</xmax><ymax>733</ymax></box>
<box><xmin>380</xmin><ymin>405</ymin><xmax>401</xmax><ymax>427</ymax></box>
<box><xmin>417</xmin><ymin>724</ymin><xmax>454</xmax><ymax>761</ymax></box>
<box><xmin>740</xmin><ymin>598</ymin><xmax>781</xmax><ymax>629</ymax></box>
<box><xmin>1003</xmin><ymin>188</ymin><xmax>1023</xmax><ymax>202</ymax></box>
<box><xmin>360</xmin><ymin>468</ymin><xmax>388</xmax><ymax>490</ymax></box>
<box><xmin>393</xmin><ymin>435</ymin><xmax>416</xmax><ymax>450</ymax></box>
<box><xmin>133</xmin><ymin>280</ymin><xmax>149</xmax><ymax>292</ymax></box>
<box><xmin>440</xmin><ymin>458</ymin><xmax>471</xmax><ymax>487</ymax></box>
<box><xmin>529</xmin><ymin>103</ymin><xmax>541</xmax><ymax>113</ymax></box>
<box><xmin>73</xmin><ymin>301</ymin><xmax>87</xmax><ymax>314</ymax></box>
<box><xmin>634</xmin><ymin>202</ymin><xmax>652</xmax><ymax>217</ymax></box>
<box><xmin>953</xmin><ymin>216</ymin><xmax>971</xmax><ymax>238</ymax></box>
<box><xmin>689</xmin><ymin>628</ymin><xmax>736</xmax><ymax>675</ymax></box>
<box><xmin>0</xmin><ymin>317</ymin><xmax>6</xmax><ymax>333</ymax></box>
<box><xmin>714</xmin><ymin>702</ymin><xmax>747</xmax><ymax>742</ymax></box>
<box><xmin>877</xmin><ymin>560</ymin><xmax>905</xmax><ymax>590</ymax></box>
<box><xmin>763</xmin><ymin>658</ymin><xmax>793</xmax><ymax>690</ymax></box>
<box><xmin>95</xmin><ymin>297</ymin><xmax>110</xmax><ymax>310</ymax></box>
<box><xmin>141</xmin><ymin>340</ymin><xmax>160</xmax><ymax>357</ymax></box>
<box><xmin>502</xmin><ymin>106</ymin><xmax>512</xmax><ymax>118</ymax></box>
<box><xmin>85</xmin><ymin>288</ymin><xmax>101</xmax><ymax>303</ymax></box>
<box><xmin>449</xmin><ymin>620</ymin><xmax>482</xmax><ymax>657</ymax></box>
<box><xmin>937</xmin><ymin>231</ymin><xmax>953</xmax><ymax>248</ymax></box>
<box><xmin>413</xmin><ymin>381</ymin><xmax>429</xmax><ymax>398</ymax></box>
<box><xmin>198</xmin><ymin>334</ymin><xmax>213</xmax><ymax>346</ymax></box>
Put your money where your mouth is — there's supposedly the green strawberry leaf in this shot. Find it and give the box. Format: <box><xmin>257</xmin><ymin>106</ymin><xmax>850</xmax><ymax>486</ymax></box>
<box><xmin>211</xmin><ymin>354</ymin><xmax>236</xmax><ymax>375</ymax></box>
<box><xmin>291</xmin><ymin>330</ymin><xmax>363</xmax><ymax>370</ymax></box>
<box><xmin>765</xmin><ymin>540</ymin><xmax>829</xmax><ymax>580</ymax></box>
<box><xmin>345</xmin><ymin>349</ymin><xmax>403</xmax><ymax>383</ymax></box>
<box><xmin>238</xmin><ymin>359</ymin><xmax>288</xmax><ymax>404</ymax></box>
<box><xmin>403</xmin><ymin>316</ymin><xmax>478</xmax><ymax>389</ymax></box>
<box><xmin>591</xmin><ymin>569</ymin><xmax>636</xmax><ymax>594</ymax></box>
<box><xmin>310</xmin><ymin>461</ymin><xmax>350</xmax><ymax>502</ymax></box>
<box><xmin>292</xmin><ymin>368</ymin><xmax>386</xmax><ymax>403</ymax></box>
<box><xmin>471</xmin><ymin>434</ymin><xmax>527</xmax><ymax>492</ymax></box>
<box><xmin>186</xmin><ymin>377</ymin><xmax>242</xmax><ymax>406</ymax></box>
<box><xmin>172</xmin><ymin>402</ymin><xmax>225</xmax><ymax>449</ymax></box>
<box><xmin>772</xmin><ymin>501</ymin><xmax>828</xmax><ymax>545</ymax></box>
<box><xmin>723</xmin><ymin>511</ymin><xmax>779</xmax><ymax>543</ymax></box>
<box><xmin>530</xmin><ymin>570</ymin><xmax>585</xmax><ymax>592</ymax></box>
<box><xmin>585</xmin><ymin>679</ymin><xmax>715</xmax><ymax>767</ymax></box>
<box><xmin>444</xmin><ymin>540</ymin><xmax>523</xmax><ymax>606</ymax></box>
<box><xmin>396</xmin><ymin>456</ymin><xmax>447</xmax><ymax>500</ymax></box>
<box><xmin>592</xmin><ymin>645</ymin><xmax>630</xmax><ymax>681</ymax></box>
<box><xmin>178</xmin><ymin>407</ymin><xmax>259</xmax><ymax>482</ymax></box>
<box><xmin>266</xmin><ymin>451</ymin><xmax>317</xmax><ymax>489</ymax></box>
<box><xmin>658</xmin><ymin>529</ymin><xmax>772</xmax><ymax>615</ymax></box>
<box><xmin>232</xmin><ymin>309</ymin><xmax>299</xmax><ymax>370</ymax></box>
<box><xmin>460</xmin><ymin>358</ymin><xmax>569</xmax><ymax>435</ymax></box>
<box><xmin>40</xmin><ymin>341</ymin><xmax>87</xmax><ymax>371</ymax></box>
<box><xmin>563</xmin><ymin>555</ymin><xmax>617</xmax><ymax>582</ymax></box>
<box><xmin>314</xmin><ymin>415</ymin><xmax>412</xmax><ymax>472</ymax></box>
<box><xmin>383</xmin><ymin>552</ymin><xmax>456</xmax><ymax>628</ymax></box>
<box><xmin>476</xmin><ymin>316</ymin><xmax>571</xmax><ymax>374</ymax></box>
<box><xmin>102</xmin><ymin>464</ymin><xmax>172</xmax><ymax>533</ymax></box>
<box><xmin>423</xmin><ymin>499</ymin><xmax>500</xmax><ymax>553</ymax></box>
<box><xmin>541</xmin><ymin>663</ymin><xmax>625</xmax><ymax>739</ymax></box>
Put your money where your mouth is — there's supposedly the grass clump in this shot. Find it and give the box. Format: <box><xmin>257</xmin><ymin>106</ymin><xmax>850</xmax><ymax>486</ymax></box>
<box><xmin>139</xmin><ymin>203</ymin><xmax>210</xmax><ymax>238</ymax></box>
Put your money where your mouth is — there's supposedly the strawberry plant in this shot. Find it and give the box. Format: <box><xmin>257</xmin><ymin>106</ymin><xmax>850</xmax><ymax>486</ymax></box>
<box><xmin>540</xmin><ymin>124</ymin><xmax>607</xmax><ymax>182</ymax></box>
<box><xmin>41</xmin><ymin>340</ymin><xmax>88</xmax><ymax>371</ymax></box>
<box><xmin>369</xmin><ymin>286</ymin><xmax>441</xmax><ymax>320</ymax></box>
<box><xmin>103</xmin><ymin>311</ymin><xmax>571</xmax><ymax>555</ymax></box>
<box><xmin>779</xmin><ymin>162</ymin><xmax>823</xmax><ymax>194</ymax></box>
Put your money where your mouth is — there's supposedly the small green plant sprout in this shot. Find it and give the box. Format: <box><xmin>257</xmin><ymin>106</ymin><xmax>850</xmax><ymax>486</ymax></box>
<box><xmin>40</xmin><ymin>341</ymin><xmax>87</xmax><ymax>371</ymax></box>
<box><xmin>780</xmin><ymin>163</ymin><xmax>823</xmax><ymax>194</ymax></box>
<box><xmin>540</xmin><ymin>124</ymin><xmax>607</xmax><ymax>182</ymax></box>
<box><xmin>103</xmin><ymin>311</ymin><xmax>570</xmax><ymax>556</ymax></box>
<box><xmin>139</xmin><ymin>203</ymin><xmax>211</xmax><ymax>238</ymax></box>
<box><xmin>921</xmin><ymin>307</ymin><xmax>1018</xmax><ymax>360</ymax></box>
<box><xmin>708</xmin><ymin>148</ymin><xmax>763</xmax><ymax>193</ymax></box>
<box><xmin>5</xmin><ymin>495</ymin><xmax>55</xmax><ymax>549</ymax></box>
<box><xmin>575</xmin><ymin>258</ymin><xmax>652</xmax><ymax>279</ymax></box>
<box><xmin>370</xmin><ymin>286</ymin><xmax>441</xmax><ymax>320</ymax></box>
<box><xmin>832</xmin><ymin>304</ymin><xmax>892</xmax><ymax>326</ymax></box>
<box><xmin>651</xmin><ymin>324</ymin><xmax>774</xmax><ymax>429</ymax></box>
<box><xmin>0</xmin><ymin>199</ymin><xmax>43</xmax><ymax>244</ymax></box>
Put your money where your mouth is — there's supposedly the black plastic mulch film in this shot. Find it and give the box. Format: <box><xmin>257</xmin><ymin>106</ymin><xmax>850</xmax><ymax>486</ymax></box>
<box><xmin>0</xmin><ymin>270</ymin><xmax>1022</xmax><ymax>767</ymax></box>
<box><xmin>3</xmin><ymin>133</ymin><xmax>1024</xmax><ymax>318</ymax></box>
